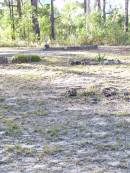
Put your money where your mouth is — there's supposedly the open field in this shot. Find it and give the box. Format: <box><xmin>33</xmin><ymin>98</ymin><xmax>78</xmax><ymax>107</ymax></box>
<box><xmin>0</xmin><ymin>46</ymin><xmax>130</xmax><ymax>173</ymax></box>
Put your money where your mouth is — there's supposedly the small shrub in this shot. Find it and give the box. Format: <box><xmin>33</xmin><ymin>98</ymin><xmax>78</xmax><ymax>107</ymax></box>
<box><xmin>12</xmin><ymin>54</ymin><xmax>41</xmax><ymax>63</ymax></box>
<box><xmin>95</xmin><ymin>53</ymin><xmax>105</xmax><ymax>62</ymax></box>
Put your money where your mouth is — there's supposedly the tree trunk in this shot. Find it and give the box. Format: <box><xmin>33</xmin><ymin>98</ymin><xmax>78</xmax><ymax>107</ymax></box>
<box><xmin>17</xmin><ymin>0</ymin><xmax>22</xmax><ymax>17</ymax></box>
<box><xmin>97</xmin><ymin>0</ymin><xmax>101</xmax><ymax>11</ymax></box>
<box><xmin>50</xmin><ymin>0</ymin><xmax>55</xmax><ymax>40</ymax></box>
<box><xmin>84</xmin><ymin>0</ymin><xmax>87</xmax><ymax>13</ymax></box>
<box><xmin>84</xmin><ymin>0</ymin><xmax>90</xmax><ymax>14</ymax></box>
<box><xmin>103</xmin><ymin>0</ymin><xmax>106</xmax><ymax>22</ymax></box>
<box><xmin>8</xmin><ymin>0</ymin><xmax>15</xmax><ymax>40</ymax></box>
<box><xmin>31</xmin><ymin>0</ymin><xmax>40</xmax><ymax>39</ymax></box>
<box><xmin>125</xmin><ymin>0</ymin><xmax>129</xmax><ymax>32</ymax></box>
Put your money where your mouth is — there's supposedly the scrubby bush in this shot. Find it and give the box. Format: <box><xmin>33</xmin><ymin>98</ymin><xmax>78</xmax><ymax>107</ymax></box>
<box><xmin>95</xmin><ymin>53</ymin><xmax>105</xmax><ymax>62</ymax></box>
<box><xmin>12</xmin><ymin>54</ymin><xmax>41</xmax><ymax>63</ymax></box>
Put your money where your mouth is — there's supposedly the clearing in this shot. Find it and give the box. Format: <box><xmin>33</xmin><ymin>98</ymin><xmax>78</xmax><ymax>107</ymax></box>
<box><xmin>0</xmin><ymin>46</ymin><xmax>130</xmax><ymax>173</ymax></box>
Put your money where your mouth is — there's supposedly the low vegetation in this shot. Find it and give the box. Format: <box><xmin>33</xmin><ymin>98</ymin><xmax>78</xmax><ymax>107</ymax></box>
<box><xmin>12</xmin><ymin>54</ymin><xmax>41</xmax><ymax>63</ymax></box>
<box><xmin>4</xmin><ymin>119</ymin><xmax>20</xmax><ymax>136</ymax></box>
<box><xmin>6</xmin><ymin>144</ymin><xmax>33</xmax><ymax>155</ymax></box>
<box><xmin>0</xmin><ymin>1</ymin><xmax>129</xmax><ymax>46</ymax></box>
<box><xmin>95</xmin><ymin>53</ymin><xmax>105</xmax><ymax>62</ymax></box>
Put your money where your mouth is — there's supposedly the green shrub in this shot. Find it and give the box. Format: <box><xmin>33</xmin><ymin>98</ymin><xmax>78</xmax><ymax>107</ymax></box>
<box><xmin>95</xmin><ymin>53</ymin><xmax>105</xmax><ymax>62</ymax></box>
<box><xmin>12</xmin><ymin>54</ymin><xmax>41</xmax><ymax>63</ymax></box>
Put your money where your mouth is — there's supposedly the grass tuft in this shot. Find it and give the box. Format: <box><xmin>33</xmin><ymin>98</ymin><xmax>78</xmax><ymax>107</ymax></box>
<box><xmin>12</xmin><ymin>54</ymin><xmax>41</xmax><ymax>63</ymax></box>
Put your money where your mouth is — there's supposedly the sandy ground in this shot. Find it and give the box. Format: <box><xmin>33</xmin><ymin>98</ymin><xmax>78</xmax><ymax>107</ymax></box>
<box><xmin>0</xmin><ymin>46</ymin><xmax>130</xmax><ymax>173</ymax></box>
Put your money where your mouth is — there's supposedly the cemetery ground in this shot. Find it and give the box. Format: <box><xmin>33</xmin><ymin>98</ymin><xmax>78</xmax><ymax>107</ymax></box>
<box><xmin>0</xmin><ymin>46</ymin><xmax>130</xmax><ymax>173</ymax></box>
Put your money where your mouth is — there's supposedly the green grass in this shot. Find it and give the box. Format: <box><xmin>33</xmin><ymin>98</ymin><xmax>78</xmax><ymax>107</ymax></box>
<box><xmin>12</xmin><ymin>54</ymin><xmax>41</xmax><ymax>63</ymax></box>
<box><xmin>43</xmin><ymin>144</ymin><xmax>63</xmax><ymax>155</ymax></box>
<box><xmin>0</xmin><ymin>97</ymin><xmax>5</xmax><ymax>102</ymax></box>
<box><xmin>0</xmin><ymin>104</ymin><xmax>14</xmax><ymax>111</ymax></box>
<box><xmin>47</xmin><ymin>127</ymin><xmax>60</xmax><ymax>137</ymax></box>
<box><xmin>4</xmin><ymin>119</ymin><xmax>21</xmax><ymax>136</ymax></box>
<box><xmin>32</xmin><ymin>110</ymin><xmax>48</xmax><ymax>116</ymax></box>
<box><xmin>95</xmin><ymin>53</ymin><xmax>105</xmax><ymax>62</ymax></box>
<box><xmin>96</xmin><ymin>142</ymin><xmax>120</xmax><ymax>151</ymax></box>
<box><xmin>112</xmin><ymin>111</ymin><xmax>130</xmax><ymax>117</ymax></box>
<box><xmin>6</xmin><ymin>144</ymin><xmax>33</xmax><ymax>155</ymax></box>
<box><xmin>78</xmin><ymin>85</ymin><xmax>100</xmax><ymax>97</ymax></box>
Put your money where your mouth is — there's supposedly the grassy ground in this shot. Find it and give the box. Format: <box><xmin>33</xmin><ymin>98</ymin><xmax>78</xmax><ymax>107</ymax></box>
<box><xmin>0</xmin><ymin>47</ymin><xmax>130</xmax><ymax>173</ymax></box>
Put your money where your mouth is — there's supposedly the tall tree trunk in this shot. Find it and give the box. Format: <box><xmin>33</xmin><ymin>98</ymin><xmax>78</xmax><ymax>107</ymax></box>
<box><xmin>31</xmin><ymin>0</ymin><xmax>40</xmax><ymax>39</ymax></box>
<box><xmin>87</xmin><ymin>0</ymin><xmax>90</xmax><ymax>14</ymax></box>
<box><xmin>17</xmin><ymin>0</ymin><xmax>22</xmax><ymax>17</ymax></box>
<box><xmin>84</xmin><ymin>0</ymin><xmax>90</xmax><ymax>14</ymax></box>
<box><xmin>125</xmin><ymin>0</ymin><xmax>129</xmax><ymax>32</ymax></box>
<box><xmin>50</xmin><ymin>0</ymin><xmax>55</xmax><ymax>40</ymax></box>
<box><xmin>84</xmin><ymin>0</ymin><xmax>87</xmax><ymax>13</ymax></box>
<box><xmin>103</xmin><ymin>0</ymin><xmax>106</xmax><ymax>22</ymax></box>
<box><xmin>97</xmin><ymin>0</ymin><xmax>101</xmax><ymax>11</ymax></box>
<box><xmin>8</xmin><ymin>0</ymin><xmax>15</xmax><ymax>40</ymax></box>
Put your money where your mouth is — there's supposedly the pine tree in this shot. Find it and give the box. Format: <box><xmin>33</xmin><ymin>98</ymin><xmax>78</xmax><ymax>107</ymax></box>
<box><xmin>125</xmin><ymin>0</ymin><xmax>129</xmax><ymax>32</ymax></box>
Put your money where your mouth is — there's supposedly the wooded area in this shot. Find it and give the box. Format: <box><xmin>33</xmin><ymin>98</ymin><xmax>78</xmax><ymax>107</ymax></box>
<box><xmin>0</xmin><ymin>1</ymin><xmax>130</xmax><ymax>173</ymax></box>
<box><xmin>0</xmin><ymin>0</ymin><xmax>129</xmax><ymax>46</ymax></box>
